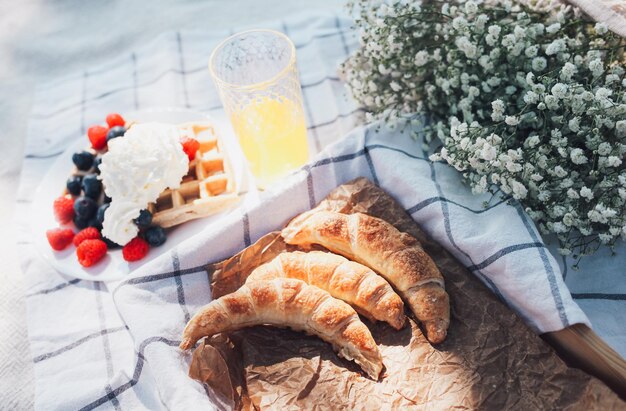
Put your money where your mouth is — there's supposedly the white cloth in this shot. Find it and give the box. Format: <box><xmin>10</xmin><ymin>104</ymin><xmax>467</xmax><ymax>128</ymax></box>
<box><xmin>16</xmin><ymin>11</ymin><xmax>624</xmax><ymax>411</ymax></box>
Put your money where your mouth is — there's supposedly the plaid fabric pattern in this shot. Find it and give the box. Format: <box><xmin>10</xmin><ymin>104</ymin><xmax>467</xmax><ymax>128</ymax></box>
<box><xmin>15</xmin><ymin>12</ymin><xmax>622</xmax><ymax>410</ymax></box>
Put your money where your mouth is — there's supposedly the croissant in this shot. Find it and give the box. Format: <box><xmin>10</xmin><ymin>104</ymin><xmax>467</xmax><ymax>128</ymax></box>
<box><xmin>281</xmin><ymin>210</ymin><xmax>450</xmax><ymax>344</ymax></box>
<box><xmin>180</xmin><ymin>278</ymin><xmax>383</xmax><ymax>379</ymax></box>
<box><xmin>246</xmin><ymin>251</ymin><xmax>406</xmax><ymax>329</ymax></box>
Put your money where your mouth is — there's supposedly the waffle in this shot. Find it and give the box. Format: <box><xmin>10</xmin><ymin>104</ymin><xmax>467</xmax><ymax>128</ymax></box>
<box><xmin>147</xmin><ymin>122</ymin><xmax>239</xmax><ymax>228</ymax></box>
<box><xmin>64</xmin><ymin>120</ymin><xmax>239</xmax><ymax>229</ymax></box>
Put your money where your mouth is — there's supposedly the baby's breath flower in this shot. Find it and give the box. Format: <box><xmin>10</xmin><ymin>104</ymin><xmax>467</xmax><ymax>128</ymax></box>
<box><xmin>488</xmin><ymin>24</ymin><xmax>501</xmax><ymax>36</ymax></box>
<box><xmin>551</xmin><ymin>83</ymin><xmax>568</xmax><ymax>99</ymax></box>
<box><xmin>560</xmin><ymin>62</ymin><xmax>577</xmax><ymax>81</ymax></box>
<box><xmin>570</xmin><ymin>148</ymin><xmax>588</xmax><ymax>164</ymax></box>
<box><xmin>589</xmin><ymin>59</ymin><xmax>604</xmax><ymax>77</ymax></box>
<box><xmin>505</xmin><ymin>115</ymin><xmax>519</xmax><ymax>126</ymax></box>
<box><xmin>452</xmin><ymin>16</ymin><xmax>468</xmax><ymax>31</ymax></box>
<box><xmin>510</xmin><ymin>180</ymin><xmax>528</xmax><ymax>199</ymax></box>
<box><xmin>525</xmin><ymin>45</ymin><xmax>539</xmax><ymax>58</ymax></box>
<box><xmin>501</xmin><ymin>33</ymin><xmax>516</xmax><ymax>48</ymax></box>
<box><xmin>580</xmin><ymin>186</ymin><xmax>594</xmax><ymax>200</ymax></box>
<box><xmin>616</xmin><ymin>120</ymin><xmax>626</xmax><ymax>137</ymax></box>
<box><xmin>455</xmin><ymin>36</ymin><xmax>478</xmax><ymax>58</ymax></box>
<box><xmin>568</xmin><ymin>117</ymin><xmax>580</xmax><ymax>132</ymax></box>
<box><xmin>546</xmin><ymin>22</ymin><xmax>561</xmax><ymax>34</ymax></box>
<box><xmin>532</xmin><ymin>57</ymin><xmax>547</xmax><ymax>72</ymax></box>
<box><xmin>595</xmin><ymin>87</ymin><xmax>612</xmax><ymax>100</ymax></box>
<box><xmin>599</xmin><ymin>233</ymin><xmax>613</xmax><ymax>244</ymax></box>
<box><xmin>345</xmin><ymin>0</ymin><xmax>626</xmax><ymax>258</ymax></box>
<box><xmin>491</xmin><ymin>99</ymin><xmax>505</xmax><ymax>121</ymax></box>
<box><xmin>567</xmin><ymin>188</ymin><xmax>579</xmax><ymax>199</ymax></box>
<box><xmin>546</xmin><ymin>39</ymin><xmax>566</xmax><ymax>56</ymax></box>
<box><xmin>544</xmin><ymin>95</ymin><xmax>559</xmax><ymax>110</ymax></box>
<box><xmin>595</xmin><ymin>22</ymin><xmax>608</xmax><ymax>35</ymax></box>
<box><xmin>608</xmin><ymin>156</ymin><xmax>622</xmax><ymax>167</ymax></box>
<box><xmin>524</xmin><ymin>90</ymin><xmax>539</xmax><ymax>104</ymax></box>
<box><xmin>526</xmin><ymin>135</ymin><xmax>540</xmax><ymax>147</ymax></box>
<box><xmin>414</xmin><ymin>51</ymin><xmax>429</xmax><ymax>67</ymax></box>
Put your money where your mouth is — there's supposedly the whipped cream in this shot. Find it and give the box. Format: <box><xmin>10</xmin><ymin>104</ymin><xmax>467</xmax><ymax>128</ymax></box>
<box><xmin>99</xmin><ymin>123</ymin><xmax>189</xmax><ymax>245</ymax></box>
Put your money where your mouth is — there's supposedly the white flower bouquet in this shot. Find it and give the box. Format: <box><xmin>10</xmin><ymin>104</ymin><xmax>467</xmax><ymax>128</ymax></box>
<box><xmin>343</xmin><ymin>0</ymin><xmax>626</xmax><ymax>263</ymax></box>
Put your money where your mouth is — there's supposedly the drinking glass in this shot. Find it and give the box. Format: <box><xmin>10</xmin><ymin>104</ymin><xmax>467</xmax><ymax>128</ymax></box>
<box><xmin>209</xmin><ymin>29</ymin><xmax>309</xmax><ymax>189</ymax></box>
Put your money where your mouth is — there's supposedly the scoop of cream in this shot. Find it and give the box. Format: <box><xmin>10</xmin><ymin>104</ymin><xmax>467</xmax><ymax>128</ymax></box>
<box><xmin>99</xmin><ymin>123</ymin><xmax>189</xmax><ymax>245</ymax></box>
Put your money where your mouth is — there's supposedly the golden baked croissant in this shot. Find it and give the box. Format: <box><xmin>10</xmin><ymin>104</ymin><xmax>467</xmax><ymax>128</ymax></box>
<box><xmin>180</xmin><ymin>278</ymin><xmax>384</xmax><ymax>379</ymax></box>
<box><xmin>246</xmin><ymin>251</ymin><xmax>406</xmax><ymax>329</ymax></box>
<box><xmin>281</xmin><ymin>210</ymin><xmax>450</xmax><ymax>344</ymax></box>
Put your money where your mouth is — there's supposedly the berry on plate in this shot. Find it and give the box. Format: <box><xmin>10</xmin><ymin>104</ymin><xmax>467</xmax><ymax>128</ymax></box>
<box><xmin>53</xmin><ymin>195</ymin><xmax>75</xmax><ymax>224</ymax></box>
<box><xmin>82</xmin><ymin>174</ymin><xmax>102</xmax><ymax>199</ymax></box>
<box><xmin>96</xmin><ymin>203</ymin><xmax>110</xmax><ymax>225</ymax></box>
<box><xmin>76</xmin><ymin>239</ymin><xmax>108</xmax><ymax>267</ymax></box>
<box><xmin>73</xmin><ymin>196</ymin><xmax>98</xmax><ymax>220</ymax></box>
<box><xmin>102</xmin><ymin>236</ymin><xmax>121</xmax><ymax>249</ymax></box>
<box><xmin>134</xmin><ymin>209</ymin><xmax>152</xmax><ymax>229</ymax></box>
<box><xmin>180</xmin><ymin>137</ymin><xmax>199</xmax><ymax>161</ymax></box>
<box><xmin>106</xmin><ymin>113</ymin><xmax>125</xmax><ymax>128</ymax></box>
<box><xmin>106</xmin><ymin>126</ymin><xmax>126</xmax><ymax>142</ymax></box>
<box><xmin>87</xmin><ymin>125</ymin><xmax>109</xmax><ymax>150</ymax></box>
<box><xmin>143</xmin><ymin>225</ymin><xmax>167</xmax><ymax>247</ymax></box>
<box><xmin>73</xmin><ymin>227</ymin><xmax>101</xmax><ymax>247</ymax></box>
<box><xmin>122</xmin><ymin>237</ymin><xmax>149</xmax><ymax>262</ymax></box>
<box><xmin>46</xmin><ymin>228</ymin><xmax>75</xmax><ymax>251</ymax></box>
<box><xmin>87</xmin><ymin>217</ymin><xmax>102</xmax><ymax>230</ymax></box>
<box><xmin>66</xmin><ymin>176</ymin><xmax>83</xmax><ymax>196</ymax></box>
<box><xmin>93</xmin><ymin>157</ymin><xmax>102</xmax><ymax>174</ymax></box>
<box><xmin>72</xmin><ymin>151</ymin><xmax>95</xmax><ymax>171</ymax></box>
<box><xmin>73</xmin><ymin>214</ymin><xmax>89</xmax><ymax>230</ymax></box>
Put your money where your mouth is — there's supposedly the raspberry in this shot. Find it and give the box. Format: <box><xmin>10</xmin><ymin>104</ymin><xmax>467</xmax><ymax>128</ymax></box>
<box><xmin>73</xmin><ymin>227</ymin><xmax>101</xmax><ymax>247</ymax></box>
<box><xmin>106</xmin><ymin>113</ymin><xmax>125</xmax><ymax>128</ymax></box>
<box><xmin>53</xmin><ymin>195</ymin><xmax>75</xmax><ymax>224</ymax></box>
<box><xmin>76</xmin><ymin>239</ymin><xmax>107</xmax><ymax>267</ymax></box>
<box><xmin>122</xmin><ymin>237</ymin><xmax>149</xmax><ymax>262</ymax></box>
<box><xmin>180</xmin><ymin>137</ymin><xmax>200</xmax><ymax>161</ymax></box>
<box><xmin>87</xmin><ymin>125</ymin><xmax>109</xmax><ymax>150</ymax></box>
<box><xmin>46</xmin><ymin>228</ymin><xmax>75</xmax><ymax>251</ymax></box>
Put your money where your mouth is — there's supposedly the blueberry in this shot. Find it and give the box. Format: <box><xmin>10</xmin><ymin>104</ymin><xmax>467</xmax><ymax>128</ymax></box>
<box><xmin>134</xmin><ymin>209</ymin><xmax>152</xmax><ymax>229</ymax></box>
<box><xmin>143</xmin><ymin>225</ymin><xmax>166</xmax><ymax>247</ymax></box>
<box><xmin>93</xmin><ymin>157</ymin><xmax>102</xmax><ymax>174</ymax></box>
<box><xmin>102</xmin><ymin>237</ymin><xmax>121</xmax><ymax>249</ymax></box>
<box><xmin>106</xmin><ymin>126</ymin><xmax>126</xmax><ymax>142</ymax></box>
<box><xmin>87</xmin><ymin>217</ymin><xmax>102</xmax><ymax>230</ymax></box>
<box><xmin>82</xmin><ymin>174</ymin><xmax>102</xmax><ymax>199</ymax></box>
<box><xmin>73</xmin><ymin>196</ymin><xmax>97</xmax><ymax>220</ymax></box>
<box><xmin>66</xmin><ymin>176</ymin><xmax>83</xmax><ymax>196</ymax></box>
<box><xmin>72</xmin><ymin>151</ymin><xmax>95</xmax><ymax>171</ymax></box>
<box><xmin>73</xmin><ymin>214</ymin><xmax>90</xmax><ymax>229</ymax></box>
<box><xmin>96</xmin><ymin>203</ymin><xmax>110</xmax><ymax>225</ymax></box>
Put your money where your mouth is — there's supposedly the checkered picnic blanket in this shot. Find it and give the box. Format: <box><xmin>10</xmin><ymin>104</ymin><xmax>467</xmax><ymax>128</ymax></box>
<box><xmin>16</xmin><ymin>11</ymin><xmax>624</xmax><ymax>410</ymax></box>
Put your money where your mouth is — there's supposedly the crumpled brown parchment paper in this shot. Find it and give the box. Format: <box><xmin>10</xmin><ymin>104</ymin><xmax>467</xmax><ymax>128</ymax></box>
<box><xmin>191</xmin><ymin>177</ymin><xmax>624</xmax><ymax>410</ymax></box>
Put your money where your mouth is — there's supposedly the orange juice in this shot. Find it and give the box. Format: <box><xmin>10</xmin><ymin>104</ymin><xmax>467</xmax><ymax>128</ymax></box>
<box><xmin>230</xmin><ymin>96</ymin><xmax>309</xmax><ymax>188</ymax></box>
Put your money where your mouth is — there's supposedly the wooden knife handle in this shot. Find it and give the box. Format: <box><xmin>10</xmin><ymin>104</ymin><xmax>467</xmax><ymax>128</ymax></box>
<box><xmin>543</xmin><ymin>324</ymin><xmax>626</xmax><ymax>400</ymax></box>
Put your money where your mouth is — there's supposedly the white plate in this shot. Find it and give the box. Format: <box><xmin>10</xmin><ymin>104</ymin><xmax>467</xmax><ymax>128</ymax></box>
<box><xmin>32</xmin><ymin>108</ymin><xmax>254</xmax><ymax>282</ymax></box>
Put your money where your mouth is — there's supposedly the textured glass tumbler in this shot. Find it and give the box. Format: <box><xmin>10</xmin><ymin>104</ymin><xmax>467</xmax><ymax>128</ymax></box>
<box><xmin>209</xmin><ymin>29</ymin><xmax>310</xmax><ymax>189</ymax></box>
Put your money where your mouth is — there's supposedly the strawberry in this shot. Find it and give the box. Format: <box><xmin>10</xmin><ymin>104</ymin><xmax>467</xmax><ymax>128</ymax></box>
<box><xmin>76</xmin><ymin>239</ymin><xmax>107</xmax><ymax>267</ymax></box>
<box><xmin>53</xmin><ymin>195</ymin><xmax>75</xmax><ymax>224</ymax></box>
<box><xmin>73</xmin><ymin>227</ymin><xmax>101</xmax><ymax>247</ymax></box>
<box><xmin>122</xmin><ymin>237</ymin><xmax>149</xmax><ymax>262</ymax></box>
<box><xmin>105</xmin><ymin>113</ymin><xmax>125</xmax><ymax>128</ymax></box>
<box><xmin>87</xmin><ymin>125</ymin><xmax>109</xmax><ymax>150</ymax></box>
<box><xmin>180</xmin><ymin>137</ymin><xmax>200</xmax><ymax>161</ymax></box>
<box><xmin>46</xmin><ymin>228</ymin><xmax>75</xmax><ymax>251</ymax></box>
